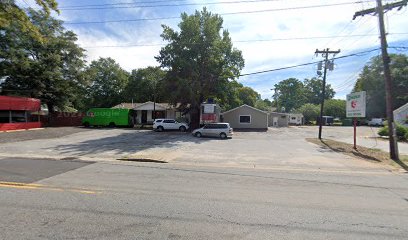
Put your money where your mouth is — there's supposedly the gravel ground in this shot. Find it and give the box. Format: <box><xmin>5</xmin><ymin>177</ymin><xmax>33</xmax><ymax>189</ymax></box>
<box><xmin>0</xmin><ymin>127</ymin><xmax>90</xmax><ymax>144</ymax></box>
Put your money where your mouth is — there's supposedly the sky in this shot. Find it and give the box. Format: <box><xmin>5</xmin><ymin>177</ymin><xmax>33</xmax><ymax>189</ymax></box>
<box><xmin>20</xmin><ymin>0</ymin><xmax>408</xmax><ymax>100</ymax></box>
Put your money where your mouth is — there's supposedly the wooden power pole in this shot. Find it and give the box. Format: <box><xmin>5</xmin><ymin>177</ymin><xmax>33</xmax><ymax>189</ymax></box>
<box><xmin>315</xmin><ymin>48</ymin><xmax>340</xmax><ymax>139</ymax></box>
<box><xmin>353</xmin><ymin>0</ymin><xmax>406</xmax><ymax>160</ymax></box>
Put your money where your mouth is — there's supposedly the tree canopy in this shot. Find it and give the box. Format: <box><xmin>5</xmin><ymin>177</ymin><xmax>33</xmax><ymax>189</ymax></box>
<box><xmin>303</xmin><ymin>77</ymin><xmax>335</xmax><ymax>105</ymax></box>
<box><xmin>156</xmin><ymin>8</ymin><xmax>245</xmax><ymax>127</ymax></box>
<box><xmin>0</xmin><ymin>0</ymin><xmax>59</xmax><ymax>42</ymax></box>
<box><xmin>0</xmin><ymin>9</ymin><xmax>86</xmax><ymax>112</ymax></box>
<box><xmin>353</xmin><ymin>54</ymin><xmax>408</xmax><ymax>118</ymax></box>
<box><xmin>274</xmin><ymin>77</ymin><xmax>335</xmax><ymax>112</ymax></box>
<box><xmin>84</xmin><ymin>57</ymin><xmax>129</xmax><ymax>109</ymax></box>
<box><xmin>123</xmin><ymin>67</ymin><xmax>166</xmax><ymax>103</ymax></box>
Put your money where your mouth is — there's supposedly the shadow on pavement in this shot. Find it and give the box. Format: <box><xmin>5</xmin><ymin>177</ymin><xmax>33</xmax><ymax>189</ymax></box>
<box><xmin>52</xmin><ymin>130</ymin><xmax>221</xmax><ymax>157</ymax></box>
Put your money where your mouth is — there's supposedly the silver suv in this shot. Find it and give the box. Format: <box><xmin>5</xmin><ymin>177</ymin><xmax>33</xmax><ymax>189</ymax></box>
<box><xmin>192</xmin><ymin>123</ymin><xmax>233</xmax><ymax>139</ymax></box>
<box><xmin>153</xmin><ymin>119</ymin><xmax>189</xmax><ymax>132</ymax></box>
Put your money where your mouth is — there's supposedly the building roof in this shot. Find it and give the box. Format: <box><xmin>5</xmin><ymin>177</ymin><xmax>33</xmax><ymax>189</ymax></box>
<box><xmin>112</xmin><ymin>102</ymin><xmax>189</xmax><ymax>110</ymax></box>
<box><xmin>222</xmin><ymin>104</ymin><xmax>268</xmax><ymax>115</ymax></box>
<box><xmin>0</xmin><ymin>96</ymin><xmax>41</xmax><ymax>111</ymax></box>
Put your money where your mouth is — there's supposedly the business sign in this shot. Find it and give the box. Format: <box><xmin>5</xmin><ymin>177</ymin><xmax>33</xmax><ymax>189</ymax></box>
<box><xmin>346</xmin><ymin>91</ymin><xmax>366</xmax><ymax>118</ymax></box>
<box><xmin>203</xmin><ymin>104</ymin><xmax>215</xmax><ymax>114</ymax></box>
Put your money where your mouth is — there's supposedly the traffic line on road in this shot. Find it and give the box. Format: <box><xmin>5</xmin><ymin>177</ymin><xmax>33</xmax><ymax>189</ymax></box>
<box><xmin>0</xmin><ymin>181</ymin><xmax>101</xmax><ymax>194</ymax></box>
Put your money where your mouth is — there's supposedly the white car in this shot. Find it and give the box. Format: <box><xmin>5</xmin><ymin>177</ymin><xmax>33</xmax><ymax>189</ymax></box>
<box><xmin>153</xmin><ymin>119</ymin><xmax>189</xmax><ymax>132</ymax></box>
<box><xmin>367</xmin><ymin>118</ymin><xmax>385</xmax><ymax>126</ymax></box>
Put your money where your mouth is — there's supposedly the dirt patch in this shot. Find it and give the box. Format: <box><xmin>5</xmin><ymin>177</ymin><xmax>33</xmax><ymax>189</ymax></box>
<box><xmin>306</xmin><ymin>138</ymin><xmax>408</xmax><ymax>172</ymax></box>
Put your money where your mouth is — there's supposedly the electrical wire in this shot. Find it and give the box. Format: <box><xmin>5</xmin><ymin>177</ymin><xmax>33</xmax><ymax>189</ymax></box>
<box><xmin>58</xmin><ymin>0</ymin><xmax>374</xmax><ymax>11</ymax></box>
<box><xmin>239</xmin><ymin>47</ymin><xmax>381</xmax><ymax>76</ymax></box>
<box><xmin>79</xmin><ymin>33</ymin><xmax>408</xmax><ymax>49</ymax></box>
<box><xmin>64</xmin><ymin>2</ymin><xmax>376</xmax><ymax>24</ymax></box>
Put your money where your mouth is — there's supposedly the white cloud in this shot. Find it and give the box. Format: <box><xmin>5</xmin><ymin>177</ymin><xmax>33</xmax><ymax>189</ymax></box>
<box><xmin>57</xmin><ymin>0</ymin><xmax>407</xmax><ymax>98</ymax></box>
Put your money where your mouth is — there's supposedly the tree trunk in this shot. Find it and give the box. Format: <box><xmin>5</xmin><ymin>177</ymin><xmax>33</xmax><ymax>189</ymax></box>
<box><xmin>190</xmin><ymin>107</ymin><xmax>200</xmax><ymax>130</ymax></box>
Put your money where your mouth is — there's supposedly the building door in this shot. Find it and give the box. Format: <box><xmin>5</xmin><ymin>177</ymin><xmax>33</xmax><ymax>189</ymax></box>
<box><xmin>273</xmin><ymin>117</ymin><xmax>278</xmax><ymax>127</ymax></box>
<box><xmin>141</xmin><ymin>110</ymin><xmax>147</xmax><ymax>123</ymax></box>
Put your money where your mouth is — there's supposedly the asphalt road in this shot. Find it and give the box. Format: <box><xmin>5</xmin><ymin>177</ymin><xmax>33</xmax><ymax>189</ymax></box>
<box><xmin>0</xmin><ymin>157</ymin><xmax>407</xmax><ymax>239</ymax></box>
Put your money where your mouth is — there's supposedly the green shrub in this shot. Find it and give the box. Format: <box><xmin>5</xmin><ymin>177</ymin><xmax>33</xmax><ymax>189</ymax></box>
<box><xmin>378</xmin><ymin>127</ymin><xmax>388</xmax><ymax>136</ymax></box>
<box><xmin>378</xmin><ymin>124</ymin><xmax>408</xmax><ymax>140</ymax></box>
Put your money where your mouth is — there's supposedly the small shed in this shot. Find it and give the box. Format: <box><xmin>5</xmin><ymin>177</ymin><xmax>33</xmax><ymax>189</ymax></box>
<box><xmin>221</xmin><ymin>105</ymin><xmax>268</xmax><ymax>130</ymax></box>
<box><xmin>268</xmin><ymin>112</ymin><xmax>289</xmax><ymax>127</ymax></box>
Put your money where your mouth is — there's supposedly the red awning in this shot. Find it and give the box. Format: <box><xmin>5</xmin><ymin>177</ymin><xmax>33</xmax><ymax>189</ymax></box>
<box><xmin>0</xmin><ymin>96</ymin><xmax>41</xmax><ymax>111</ymax></box>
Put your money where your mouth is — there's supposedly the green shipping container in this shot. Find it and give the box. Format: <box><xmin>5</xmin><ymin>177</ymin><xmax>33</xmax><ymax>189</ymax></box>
<box><xmin>82</xmin><ymin>108</ymin><xmax>135</xmax><ymax>127</ymax></box>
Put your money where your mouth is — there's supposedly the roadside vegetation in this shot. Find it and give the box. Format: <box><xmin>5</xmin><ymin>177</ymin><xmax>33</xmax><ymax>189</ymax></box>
<box><xmin>307</xmin><ymin>138</ymin><xmax>408</xmax><ymax>171</ymax></box>
<box><xmin>378</xmin><ymin>123</ymin><xmax>408</xmax><ymax>141</ymax></box>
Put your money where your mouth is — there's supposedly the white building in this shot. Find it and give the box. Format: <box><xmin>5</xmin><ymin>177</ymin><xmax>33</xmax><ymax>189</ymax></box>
<box><xmin>394</xmin><ymin>103</ymin><xmax>408</xmax><ymax>126</ymax></box>
<box><xmin>288</xmin><ymin>113</ymin><xmax>304</xmax><ymax>125</ymax></box>
<box><xmin>113</xmin><ymin>101</ymin><xmax>190</xmax><ymax>124</ymax></box>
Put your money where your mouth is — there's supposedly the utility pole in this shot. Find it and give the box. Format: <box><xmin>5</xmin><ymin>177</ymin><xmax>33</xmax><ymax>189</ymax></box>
<box><xmin>271</xmin><ymin>88</ymin><xmax>278</xmax><ymax>112</ymax></box>
<box><xmin>353</xmin><ymin>0</ymin><xmax>406</xmax><ymax>160</ymax></box>
<box><xmin>315</xmin><ymin>48</ymin><xmax>340</xmax><ymax>139</ymax></box>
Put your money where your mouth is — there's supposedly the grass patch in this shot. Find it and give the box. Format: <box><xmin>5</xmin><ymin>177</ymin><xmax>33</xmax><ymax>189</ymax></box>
<box><xmin>306</xmin><ymin>138</ymin><xmax>408</xmax><ymax>172</ymax></box>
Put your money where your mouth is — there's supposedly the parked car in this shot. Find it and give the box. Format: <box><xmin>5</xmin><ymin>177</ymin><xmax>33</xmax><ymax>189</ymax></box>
<box><xmin>153</xmin><ymin>119</ymin><xmax>189</xmax><ymax>132</ymax></box>
<box><xmin>192</xmin><ymin>123</ymin><xmax>233</xmax><ymax>139</ymax></box>
<box><xmin>367</xmin><ymin>118</ymin><xmax>385</xmax><ymax>126</ymax></box>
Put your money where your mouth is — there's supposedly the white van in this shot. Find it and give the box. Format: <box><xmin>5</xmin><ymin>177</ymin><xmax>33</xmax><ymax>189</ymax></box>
<box><xmin>192</xmin><ymin>123</ymin><xmax>233</xmax><ymax>139</ymax></box>
<box><xmin>367</xmin><ymin>118</ymin><xmax>385</xmax><ymax>126</ymax></box>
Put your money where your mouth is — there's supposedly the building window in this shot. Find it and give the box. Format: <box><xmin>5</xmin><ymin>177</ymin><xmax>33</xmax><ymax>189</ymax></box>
<box><xmin>239</xmin><ymin>115</ymin><xmax>251</xmax><ymax>124</ymax></box>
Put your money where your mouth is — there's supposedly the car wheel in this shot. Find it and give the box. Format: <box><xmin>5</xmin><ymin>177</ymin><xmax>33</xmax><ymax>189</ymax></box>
<box><xmin>195</xmin><ymin>132</ymin><xmax>202</xmax><ymax>138</ymax></box>
<box><xmin>157</xmin><ymin>126</ymin><xmax>164</xmax><ymax>132</ymax></box>
<box><xmin>108</xmin><ymin>122</ymin><xmax>116</xmax><ymax>128</ymax></box>
<box><xmin>179</xmin><ymin>126</ymin><xmax>186</xmax><ymax>132</ymax></box>
<box><xmin>220</xmin><ymin>133</ymin><xmax>227</xmax><ymax>139</ymax></box>
<box><xmin>83</xmin><ymin>122</ymin><xmax>90</xmax><ymax>128</ymax></box>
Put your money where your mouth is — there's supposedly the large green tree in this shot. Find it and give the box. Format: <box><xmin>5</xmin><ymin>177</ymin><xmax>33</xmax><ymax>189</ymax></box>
<box><xmin>237</xmin><ymin>86</ymin><xmax>260</xmax><ymax>107</ymax></box>
<box><xmin>303</xmin><ymin>77</ymin><xmax>335</xmax><ymax>105</ymax></box>
<box><xmin>274</xmin><ymin>78</ymin><xmax>305</xmax><ymax>112</ymax></box>
<box><xmin>353</xmin><ymin>54</ymin><xmax>408</xmax><ymax>118</ymax></box>
<box><xmin>84</xmin><ymin>58</ymin><xmax>129</xmax><ymax>109</ymax></box>
<box><xmin>123</xmin><ymin>67</ymin><xmax>166</xmax><ymax>103</ymax></box>
<box><xmin>0</xmin><ymin>0</ymin><xmax>58</xmax><ymax>41</ymax></box>
<box><xmin>0</xmin><ymin>9</ymin><xmax>86</xmax><ymax>112</ymax></box>
<box><xmin>323</xmin><ymin>99</ymin><xmax>346</xmax><ymax>119</ymax></box>
<box><xmin>156</xmin><ymin>8</ymin><xmax>245</xmax><ymax>128</ymax></box>
<box><xmin>295</xmin><ymin>103</ymin><xmax>320</xmax><ymax>123</ymax></box>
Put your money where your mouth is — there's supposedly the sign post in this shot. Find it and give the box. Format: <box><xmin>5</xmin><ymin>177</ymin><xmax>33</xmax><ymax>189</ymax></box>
<box><xmin>346</xmin><ymin>91</ymin><xmax>366</xmax><ymax>150</ymax></box>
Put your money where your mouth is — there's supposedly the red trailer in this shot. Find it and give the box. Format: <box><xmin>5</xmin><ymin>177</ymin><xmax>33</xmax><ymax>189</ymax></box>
<box><xmin>0</xmin><ymin>96</ymin><xmax>42</xmax><ymax>131</ymax></box>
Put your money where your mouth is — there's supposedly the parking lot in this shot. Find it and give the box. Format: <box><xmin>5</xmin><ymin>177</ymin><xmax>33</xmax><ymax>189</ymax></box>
<box><xmin>1</xmin><ymin>126</ymin><xmax>404</xmax><ymax>172</ymax></box>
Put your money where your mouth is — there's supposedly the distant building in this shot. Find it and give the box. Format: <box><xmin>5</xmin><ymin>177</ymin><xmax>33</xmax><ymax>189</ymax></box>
<box><xmin>113</xmin><ymin>101</ymin><xmax>190</xmax><ymax>124</ymax></box>
<box><xmin>394</xmin><ymin>103</ymin><xmax>408</xmax><ymax>126</ymax></box>
<box><xmin>0</xmin><ymin>96</ymin><xmax>41</xmax><ymax>131</ymax></box>
<box><xmin>221</xmin><ymin>105</ymin><xmax>268</xmax><ymax>130</ymax></box>
<box><xmin>288</xmin><ymin>113</ymin><xmax>304</xmax><ymax>125</ymax></box>
<box><xmin>268</xmin><ymin>112</ymin><xmax>289</xmax><ymax>127</ymax></box>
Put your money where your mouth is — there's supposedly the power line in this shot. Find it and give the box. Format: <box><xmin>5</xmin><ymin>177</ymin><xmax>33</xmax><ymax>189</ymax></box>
<box><xmin>64</xmin><ymin>2</ymin><xmax>375</xmax><ymax>24</ymax></box>
<box><xmin>59</xmin><ymin>0</ymin><xmax>286</xmax><ymax>11</ymax></box>
<box><xmin>239</xmin><ymin>48</ymin><xmax>381</xmax><ymax>76</ymax></box>
<box><xmin>59</xmin><ymin>0</ymin><xmax>374</xmax><ymax>11</ymax></box>
<box><xmin>79</xmin><ymin>33</ymin><xmax>408</xmax><ymax>48</ymax></box>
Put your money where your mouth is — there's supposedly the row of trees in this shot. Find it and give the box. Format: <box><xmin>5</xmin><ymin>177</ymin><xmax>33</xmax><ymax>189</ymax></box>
<box><xmin>273</xmin><ymin>77</ymin><xmax>335</xmax><ymax>112</ymax></box>
<box><xmin>2</xmin><ymin>1</ymin><xmax>406</xmax><ymax>127</ymax></box>
<box><xmin>1</xmin><ymin>3</ymin><xmax>272</xmax><ymax>127</ymax></box>
<box><xmin>353</xmin><ymin>54</ymin><xmax>408</xmax><ymax>118</ymax></box>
